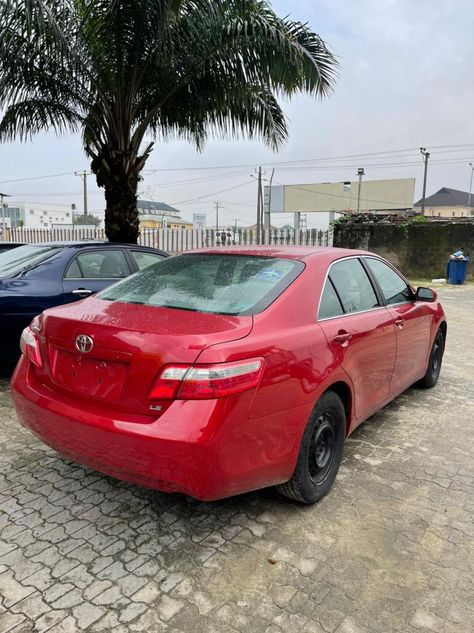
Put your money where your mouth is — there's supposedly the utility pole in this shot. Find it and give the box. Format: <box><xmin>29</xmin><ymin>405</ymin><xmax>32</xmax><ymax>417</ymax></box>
<box><xmin>468</xmin><ymin>162</ymin><xmax>474</xmax><ymax>207</ymax></box>
<box><xmin>75</xmin><ymin>171</ymin><xmax>91</xmax><ymax>220</ymax></box>
<box><xmin>0</xmin><ymin>192</ymin><xmax>11</xmax><ymax>241</ymax></box>
<box><xmin>71</xmin><ymin>203</ymin><xmax>77</xmax><ymax>237</ymax></box>
<box><xmin>264</xmin><ymin>168</ymin><xmax>275</xmax><ymax>233</ymax></box>
<box><xmin>214</xmin><ymin>201</ymin><xmax>221</xmax><ymax>232</ymax></box>
<box><xmin>232</xmin><ymin>219</ymin><xmax>240</xmax><ymax>244</ymax></box>
<box><xmin>356</xmin><ymin>167</ymin><xmax>365</xmax><ymax>215</ymax></box>
<box><xmin>254</xmin><ymin>167</ymin><xmax>264</xmax><ymax>245</ymax></box>
<box><xmin>420</xmin><ymin>148</ymin><xmax>430</xmax><ymax>215</ymax></box>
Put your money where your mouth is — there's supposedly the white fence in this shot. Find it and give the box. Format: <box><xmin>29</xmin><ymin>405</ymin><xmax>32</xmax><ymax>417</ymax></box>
<box><xmin>5</xmin><ymin>227</ymin><xmax>331</xmax><ymax>252</ymax></box>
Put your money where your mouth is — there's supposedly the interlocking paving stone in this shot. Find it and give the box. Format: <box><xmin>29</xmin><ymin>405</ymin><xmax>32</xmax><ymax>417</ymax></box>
<box><xmin>0</xmin><ymin>286</ymin><xmax>473</xmax><ymax>631</ymax></box>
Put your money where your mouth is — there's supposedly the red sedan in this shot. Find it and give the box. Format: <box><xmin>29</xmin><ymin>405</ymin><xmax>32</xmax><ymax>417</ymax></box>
<box><xmin>12</xmin><ymin>247</ymin><xmax>446</xmax><ymax>503</ymax></box>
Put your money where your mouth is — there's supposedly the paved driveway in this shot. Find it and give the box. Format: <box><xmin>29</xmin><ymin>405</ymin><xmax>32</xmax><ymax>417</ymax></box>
<box><xmin>0</xmin><ymin>286</ymin><xmax>473</xmax><ymax>633</ymax></box>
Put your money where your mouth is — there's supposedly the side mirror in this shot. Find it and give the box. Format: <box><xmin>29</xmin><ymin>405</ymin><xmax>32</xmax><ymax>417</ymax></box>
<box><xmin>416</xmin><ymin>287</ymin><xmax>437</xmax><ymax>302</ymax></box>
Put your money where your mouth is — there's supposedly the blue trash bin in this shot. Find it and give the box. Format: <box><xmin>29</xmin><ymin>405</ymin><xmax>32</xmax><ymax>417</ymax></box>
<box><xmin>447</xmin><ymin>257</ymin><xmax>469</xmax><ymax>284</ymax></box>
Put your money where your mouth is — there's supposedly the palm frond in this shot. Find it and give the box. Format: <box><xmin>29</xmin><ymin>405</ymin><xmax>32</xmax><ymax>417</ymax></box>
<box><xmin>0</xmin><ymin>99</ymin><xmax>82</xmax><ymax>141</ymax></box>
<box><xmin>0</xmin><ymin>1</ymin><xmax>338</xmax><ymax>241</ymax></box>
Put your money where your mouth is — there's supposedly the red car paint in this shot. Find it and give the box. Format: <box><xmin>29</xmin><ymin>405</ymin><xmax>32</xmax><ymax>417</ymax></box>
<box><xmin>12</xmin><ymin>247</ymin><xmax>446</xmax><ymax>501</ymax></box>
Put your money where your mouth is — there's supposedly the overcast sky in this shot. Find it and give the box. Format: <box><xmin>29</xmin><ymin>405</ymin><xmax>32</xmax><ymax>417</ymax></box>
<box><xmin>1</xmin><ymin>0</ymin><xmax>474</xmax><ymax>228</ymax></box>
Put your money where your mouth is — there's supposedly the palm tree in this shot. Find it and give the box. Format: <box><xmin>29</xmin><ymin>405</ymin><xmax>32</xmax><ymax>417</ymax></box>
<box><xmin>0</xmin><ymin>1</ymin><xmax>337</xmax><ymax>243</ymax></box>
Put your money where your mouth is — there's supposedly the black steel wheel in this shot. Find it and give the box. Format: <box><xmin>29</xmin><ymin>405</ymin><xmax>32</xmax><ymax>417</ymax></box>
<box><xmin>418</xmin><ymin>329</ymin><xmax>445</xmax><ymax>389</ymax></box>
<box><xmin>277</xmin><ymin>391</ymin><xmax>346</xmax><ymax>504</ymax></box>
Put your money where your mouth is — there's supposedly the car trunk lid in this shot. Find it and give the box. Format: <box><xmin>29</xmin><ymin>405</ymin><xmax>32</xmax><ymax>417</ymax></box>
<box><xmin>36</xmin><ymin>297</ymin><xmax>253</xmax><ymax>415</ymax></box>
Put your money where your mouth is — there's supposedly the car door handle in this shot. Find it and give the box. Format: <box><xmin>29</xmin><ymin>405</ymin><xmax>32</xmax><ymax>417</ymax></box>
<box><xmin>72</xmin><ymin>289</ymin><xmax>93</xmax><ymax>297</ymax></box>
<box><xmin>333</xmin><ymin>332</ymin><xmax>352</xmax><ymax>344</ymax></box>
<box><xmin>395</xmin><ymin>318</ymin><xmax>405</xmax><ymax>328</ymax></box>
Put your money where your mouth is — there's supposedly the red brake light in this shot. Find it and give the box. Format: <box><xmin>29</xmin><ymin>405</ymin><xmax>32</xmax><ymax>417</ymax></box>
<box><xmin>149</xmin><ymin>359</ymin><xmax>264</xmax><ymax>400</ymax></box>
<box><xmin>148</xmin><ymin>365</ymin><xmax>190</xmax><ymax>400</ymax></box>
<box><xmin>20</xmin><ymin>323</ymin><xmax>43</xmax><ymax>368</ymax></box>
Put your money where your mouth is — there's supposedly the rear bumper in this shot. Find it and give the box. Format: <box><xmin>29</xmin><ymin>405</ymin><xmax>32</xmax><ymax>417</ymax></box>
<box><xmin>11</xmin><ymin>356</ymin><xmax>307</xmax><ymax>500</ymax></box>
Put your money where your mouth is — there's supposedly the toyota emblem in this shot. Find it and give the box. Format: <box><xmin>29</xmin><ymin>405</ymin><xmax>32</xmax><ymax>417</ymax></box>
<box><xmin>75</xmin><ymin>334</ymin><xmax>94</xmax><ymax>354</ymax></box>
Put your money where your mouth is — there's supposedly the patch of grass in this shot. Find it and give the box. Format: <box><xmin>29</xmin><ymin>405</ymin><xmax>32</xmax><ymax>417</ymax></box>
<box><xmin>409</xmin><ymin>278</ymin><xmax>473</xmax><ymax>289</ymax></box>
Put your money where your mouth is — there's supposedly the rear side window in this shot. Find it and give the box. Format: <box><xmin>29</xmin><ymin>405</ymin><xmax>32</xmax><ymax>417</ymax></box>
<box><xmin>365</xmin><ymin>258</ymin><xmax>413</xmax><ymax>305</ymax></box>
<box><xmin>64</xmin><ymin>258</ymin><xmax>81</xmax><ymax>279</ymax></box>
<box><xmin>319</xmin><ymin>279</ymin><xmax>344</xmax><ymax>319</ymax></box>
<box><xmin>99</xmin><ymin>254</ymin><xmax>304</xmax><ymax>316</ymax></box>
<box><xmin>329</xmin><ymin>258</ymin><xmax>379</xmax><ymax>314</ymax></box>
<box><xmin>131</xmin><ymin>250</ymin><xmax>166</xmax><ymax>271</ymax></box>
<box><xmin>65</xmin><ymin>250</ymin><xmax>129</xmax><ymax>279</ymax></box>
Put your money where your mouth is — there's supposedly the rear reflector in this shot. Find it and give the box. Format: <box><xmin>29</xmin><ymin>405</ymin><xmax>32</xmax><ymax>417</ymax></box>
<box><xmin>149</xmin><ymin>359</ymin><xmax>264</xmax><ymax>400</ymax></box>
<box><xmin>20</xmin><ymin>325</ymin><xmax>43</xmax><ymax>369</ymax></box>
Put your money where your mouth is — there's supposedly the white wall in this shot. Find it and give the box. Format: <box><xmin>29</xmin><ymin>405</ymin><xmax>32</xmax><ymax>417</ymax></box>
<box><xmin>14</xmin><ymin>202</ymin><xmax>72</xmax><ymax>228</ymax></box>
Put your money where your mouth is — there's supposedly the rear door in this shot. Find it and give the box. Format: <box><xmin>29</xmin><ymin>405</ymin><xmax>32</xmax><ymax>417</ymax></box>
<box><xmin>363</xmin><ymin>257</ymin><xmax>432</xmax><ymax>393</ymax></box>
<box><xmin>62</xmin><ymin>248</ymin><xmax>132</xmax><ymax>301</ymax></box>
<box><xmin>318</xmin><ymin>257</ymin><xmax>397</xmax><ymax>421</ymax></box>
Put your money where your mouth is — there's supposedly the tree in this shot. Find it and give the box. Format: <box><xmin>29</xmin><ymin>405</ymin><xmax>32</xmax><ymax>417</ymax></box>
<box><xmin>0</xmin><ymin>1</ymin><xmax>337</xmax><ymax>243</ymax></box>
<box><xmin>73</xmin><ymin>213</ymin><xmax>101</xmax><ymax>227</ymax></box>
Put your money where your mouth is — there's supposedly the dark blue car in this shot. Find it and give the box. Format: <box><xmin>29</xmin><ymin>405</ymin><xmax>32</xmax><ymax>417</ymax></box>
<box><xmin>0</xmin><ymin>241</ymin><xmax>168</xmax><ymax>364</ymax></box>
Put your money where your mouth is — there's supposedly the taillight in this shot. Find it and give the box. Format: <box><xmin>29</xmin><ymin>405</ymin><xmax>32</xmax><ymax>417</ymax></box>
<box><xmin>149</xmin><ymin>359</ymin><xmax>264</xmax><ymax>400</ymax></box>
<box><xmin>20</xmin><ymin>322</ymin><xmax>43</xmax><ymax>368</ymax></box>
<box><xmin>148</xmin><ymin>365</ymin><xmax>190</xmax><ymax>400</ymax></box>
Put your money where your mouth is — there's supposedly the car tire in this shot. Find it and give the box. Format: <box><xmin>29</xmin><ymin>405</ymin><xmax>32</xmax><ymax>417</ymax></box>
<box><xmin>418</xmin><ymin>328</ymin><xmax>445</xmax><ymax>389</ymax></box>
<box><xmin>276</xmin><ymin>390</ymin><xmax>346</xmax><ymax>504</ymax></box>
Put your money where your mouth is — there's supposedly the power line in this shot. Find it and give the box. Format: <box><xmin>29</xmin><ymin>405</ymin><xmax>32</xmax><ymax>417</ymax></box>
<box><xmin>12</xmin><ymin>155</ymin><xmax>473</xmax><ymax>198</ymax></box>
<box><xmin>143</xmin><ymin>143</ymin><xmax>474</xmax><ymax>172</ymax></box>
<box><xmin>0</xmin><ymin>171</ymin><xmax>75</xmax><ymax>185</ymax></box>
<box><xmin>11</xmin><ymin>156</ymin><xmax>474</xmax><ymax>199</ymax></box>
<box><xmin>138</xmin><ymin>169</ymin><xmax>249</xmax><ymax>191</ymax></box>
<box><xmin>171</xmin><ymin>180</ymin><xmax>254</xmax><ymax>205</ymax></box>
<box><xmin>2</xmin><ymin>142</ymin><xmax>474</xmax><ymax>186</ymax></box>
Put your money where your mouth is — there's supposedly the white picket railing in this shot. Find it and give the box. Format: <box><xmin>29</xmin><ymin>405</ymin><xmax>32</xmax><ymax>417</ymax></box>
<box><xmin>5</xmin><ymin>227</ymin><xmax>331</xmax><ymax>252</ymax></box>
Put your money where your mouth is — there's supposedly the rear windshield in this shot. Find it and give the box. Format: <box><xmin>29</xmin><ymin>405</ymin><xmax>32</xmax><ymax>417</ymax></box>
<box><xmin>99</xmin><ymin>253</ymin><xmax>304</xmax><ymax>315</ymax></box>
<box><xmin>0</xmin><ymin>244</ymin><xmax>60</xmax><ymax>278</ymax></box>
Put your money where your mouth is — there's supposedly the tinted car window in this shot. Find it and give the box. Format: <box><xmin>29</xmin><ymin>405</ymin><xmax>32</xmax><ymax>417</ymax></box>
<box><xmin>365</xmin><ymin>258</ymin><xmax>413</xmax><ymax>305</ymax></box>
<box><xmin>131</xmin><ymin>250</ymin><xmax>166</xmax><ymax>271</ymax></box>
<box><xmin>64</xmin><ymin>258</ymin><xmax>82</xmax><ymax>279</ymax></box>
<box><xmin>67</xmin><ymin>250</ymin><xmax>129</xmax><ymax>279</ymax></box>
<box><xmin>329</xmin><ymin>258</ymin><xmax>379</xmax><ymax>314</ymax></box>
<box><xmin>319</xmin><ymin>279</ymin><xmax>344</xmax><ymax>319</ymax></box>
<box><xmin>99</xmin><ymin>254</ymin><xmax>304</xmax><ymax>316</ymax></box>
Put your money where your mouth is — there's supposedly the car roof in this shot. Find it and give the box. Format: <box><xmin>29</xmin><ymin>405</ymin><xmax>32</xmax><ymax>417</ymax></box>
<box><xmin>185</xmin><ymin>246</ymin><xmax>371</xmax><ymax>261</ymax></box>
<box><xmin>21</xmin><ymin>241</ymin><xmax>166</xmax><ymax>252</ymax></box>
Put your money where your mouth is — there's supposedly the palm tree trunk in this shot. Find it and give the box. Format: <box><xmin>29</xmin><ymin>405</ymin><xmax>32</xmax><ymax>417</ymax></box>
<box><xmin>91</xmin><ymin>152</ymin><xmax>141</xmax><ymax>244</ymax></box>
<box><xmin>103</xmin><ymin>175</ymin><xmax>140</xmax><ymax>244</ymax></box>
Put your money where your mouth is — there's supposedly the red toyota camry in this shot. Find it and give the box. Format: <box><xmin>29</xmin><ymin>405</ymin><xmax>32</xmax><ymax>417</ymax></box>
<box><xmin>12</xmin><ymin>247</ymin><xmax>446</xmax><ymax>503</ymax></box>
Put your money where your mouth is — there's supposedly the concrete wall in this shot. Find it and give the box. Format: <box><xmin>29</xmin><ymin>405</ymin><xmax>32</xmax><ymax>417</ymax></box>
<box><xmin>334</xmin><ymin>222</ymin><xmax>474</xmax><ymax>279</ymax></box>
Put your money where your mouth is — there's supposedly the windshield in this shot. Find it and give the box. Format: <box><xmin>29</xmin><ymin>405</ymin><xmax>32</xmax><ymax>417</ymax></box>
<box><xmin>99</xmin><ymin>254</ymin><xmax>304</xmax><ymax>315</ymax></box>
<box><xmin>0</xmin><ymin>245</ymin><xmax>60</xmax><ymax>278</ymax></box>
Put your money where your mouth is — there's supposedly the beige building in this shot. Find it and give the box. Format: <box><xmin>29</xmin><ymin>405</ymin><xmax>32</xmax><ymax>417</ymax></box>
<box><xmin>138</xmin><ymin>199</ymin><xmax>193</xmax><ymax>229</ymax></box>
<box><xmin>414</xmin><ymin>187</ymin><xmax>474</xmax><ymax>218</ymax></box>
<box><xmin>266</xmin><ymin>178</ymin><xmax>415</xmax><ymax>215</ymax></box>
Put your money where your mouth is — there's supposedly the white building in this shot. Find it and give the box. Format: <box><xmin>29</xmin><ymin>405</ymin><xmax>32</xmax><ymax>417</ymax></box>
<box><xmin>3</xmin><ymin>201</ymin><xmax>73</xmax><ymax>229</ymax></box>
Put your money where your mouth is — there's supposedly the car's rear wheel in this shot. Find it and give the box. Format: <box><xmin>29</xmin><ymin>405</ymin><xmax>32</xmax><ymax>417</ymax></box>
<box><xmin>418</xmin><ymin>328</ymin><xmax>445</xmax><ymax>389</ymax></box>
<box><xmin>277</xmin><ymin>391</ymin><xmax>346</xmax><ymax>504</ymax></box>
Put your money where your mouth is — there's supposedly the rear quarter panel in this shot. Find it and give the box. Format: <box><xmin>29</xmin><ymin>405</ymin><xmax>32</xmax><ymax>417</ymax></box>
<box><xmin>196</xmin><ymin>257</ymin><xmax>356</xmax><ymax>479</ymax></box>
